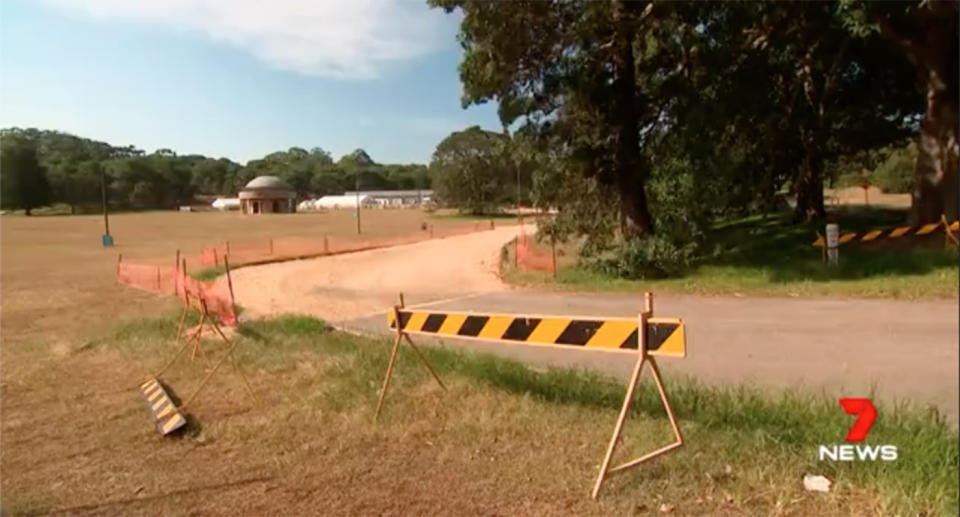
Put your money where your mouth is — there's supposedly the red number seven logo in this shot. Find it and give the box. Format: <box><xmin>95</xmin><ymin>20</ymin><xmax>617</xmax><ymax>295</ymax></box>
<box><xmin>839</xmin><ymin>398</ymin><xmax>877</xmax><ymax>442</ymax></box>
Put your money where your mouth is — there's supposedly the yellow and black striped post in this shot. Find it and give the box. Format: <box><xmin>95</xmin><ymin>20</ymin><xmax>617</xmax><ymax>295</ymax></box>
<box><xmin>378</xmin><ymin>292</ymin><xmax>686</xmax><ymax>500</ymax></box>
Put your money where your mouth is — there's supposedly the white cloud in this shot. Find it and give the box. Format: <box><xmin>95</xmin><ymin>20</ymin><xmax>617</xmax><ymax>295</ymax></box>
<box><xmin>39</xmin><ymin>0</ymin><xmax>449</xmax><ymax>79</ymax></box>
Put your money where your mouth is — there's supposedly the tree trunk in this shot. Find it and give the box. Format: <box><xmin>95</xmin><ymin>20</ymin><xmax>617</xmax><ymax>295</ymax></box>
<box><xmin>793</xmin><ymin>130</ymin><xmax>826</xmax><ymax>222</ymax></box>
<box><xmin>878</xmin><ymin>3</ymin><xmax>959</xmax><ymax>224</ymax></box>
<box><xmin>613</xmin><ymin>0</ymin><xmax>653</xmax><ymax>238</ymax></box>
<box><xmin>912</xmin><ymin>82</ymin><xmax>959</xmax><ymax>224</ymax></box>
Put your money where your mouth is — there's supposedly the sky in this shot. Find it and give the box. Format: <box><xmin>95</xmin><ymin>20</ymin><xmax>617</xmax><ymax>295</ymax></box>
<box><xmin>0</xmin><ymin>0</ymin><xmax>503</xmax><ymax>164</ymax></box>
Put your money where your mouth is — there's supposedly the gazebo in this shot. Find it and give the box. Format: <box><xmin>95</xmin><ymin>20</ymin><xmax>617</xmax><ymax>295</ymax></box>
<box><xmin>238</xmin><ymin>176</ymin><xmax>296</xmax><ymax>214</ymax></box>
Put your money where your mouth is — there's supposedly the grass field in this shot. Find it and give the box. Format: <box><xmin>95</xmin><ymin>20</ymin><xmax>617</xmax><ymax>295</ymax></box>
<box><xmin>3</xmin><ymin>311</ymin><xmax>955</xmax><ymax>516</ymax></box>
<box><xmin>506</xmin><ymin>207</ymin><xmax>959</xmax><ymax>299</ymax></box>
<box><xmin>0</xmin><ymin>209</ymin><xmax>496</xmax><ymax>344</ymax></box>
<box><xmin>2</xmin><ymin>208</ymin><xmax>957</xmax><ymax>516</ymax></box>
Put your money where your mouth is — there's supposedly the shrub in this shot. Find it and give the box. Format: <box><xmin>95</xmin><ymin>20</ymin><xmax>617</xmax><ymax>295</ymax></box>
<box><xmin>872</xmin><ymin>141</ymin><xmax>916</xmax><ymax>194</ymax></box>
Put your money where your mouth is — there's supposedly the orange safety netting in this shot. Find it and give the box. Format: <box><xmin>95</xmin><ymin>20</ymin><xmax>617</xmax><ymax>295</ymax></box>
<box><xmin>196</xmin><ymin>222</ymin><xmax>494</xmax><ymax>268</ymax></box>
<box><xmin>118</xmin><ymin>259</ymin><xmax>237</xmax><ymax>327</ymax></box>
<box><xmin>515</xmin><ymin>231</ymin><xmax>555</xmax><ymax>273</ymax></box>
<box><xmin>117</xmin><ymin>222</ymin><xmax>500</xmax><ymax>327</ymax></box>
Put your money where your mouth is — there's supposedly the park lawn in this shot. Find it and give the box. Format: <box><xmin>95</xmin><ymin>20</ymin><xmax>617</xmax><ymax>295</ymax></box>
<box><xmin>504</xmin><ymin>207</ymin><xmax>959</xmax><ymax>299</ymax></box>
<box><xmin>0</xmin><ymin>208</ymin><xmax>506</xmax><ymax>345</ymax></box>
<box><xmin>2</xmin><ymin>312</ymin><xmax>955</xmax><ymax>516</ymax></box>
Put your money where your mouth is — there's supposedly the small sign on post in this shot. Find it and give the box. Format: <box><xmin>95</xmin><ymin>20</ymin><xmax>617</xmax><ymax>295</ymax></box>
<box><xmin>826</xmin><ymin>223</ymin><xmax>839</xmax><ymax>266</ymax></box>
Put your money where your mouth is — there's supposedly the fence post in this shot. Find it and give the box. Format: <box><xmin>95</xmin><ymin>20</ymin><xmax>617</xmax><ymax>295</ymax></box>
<box><xmin>174</xmin><ymin>250</ymin><xmax>181</xmax><ymax>294</ymax></box>
<box><xmin>224</xmin><ymin>255</ymin><xmax>236</xmax><ymax>319</ymax></box>
<box><xmin>269</xmin><ymin>238</ymin><xmax>274</xmax><ymax>255</ymax></box>
<box><xmin>156</xmin><ymin>265</ymin><xmax>162</xmax><ymax>291</ymax></box>
<box><xmin>826</xmin><ymin>223</ymin><xmax>839</xmax><ymax>267</ymax></box>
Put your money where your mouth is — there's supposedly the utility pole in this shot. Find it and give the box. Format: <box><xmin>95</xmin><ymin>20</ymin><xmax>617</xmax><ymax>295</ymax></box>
<box><xmin>355</xmin><ymin>169</ymin><xmax>362</xmax><ymax>235</ymax></box>
<box><xmin>100</xmin><ymin>164</ymin><xmax>113</xmax><ymax>246</ymax></box>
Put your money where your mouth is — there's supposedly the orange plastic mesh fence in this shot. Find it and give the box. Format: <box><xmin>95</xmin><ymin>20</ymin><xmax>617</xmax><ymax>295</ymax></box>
<box><xmin>118</xmin><ymin>223</ymin><xmax>499</xmax><ymax>327</ymax></box>
<box><xmin>196</xmin><ymin>223</ymin><xmax>490</xmax><ymax>267</ymax></box>
<box><xmin>118</xmin><ymin>260</ymin><xmax>236</xmax><ymax>326</ymax></box>
<box><xmin>515</xmin><ymin>231</ymin><xmax>555</xmax><ymax>273</ymax></box>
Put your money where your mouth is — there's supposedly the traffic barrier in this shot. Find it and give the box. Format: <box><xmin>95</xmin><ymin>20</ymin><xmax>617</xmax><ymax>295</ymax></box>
<box><xmin>139</xmin><ymin>377</ymin><xmax>187</xmax><ymax>436</ymax></box>
<box><xmin>376</xmin><ymin>292</ymin><xmax>686</xmax><ymax>500</ymax></box>
<box><xmin>139</xmin><ymin>257</ymin><xmax>254</xmax><ymax>436</ymax></box>
<box><xmin>813</xmin><ymin>216</ymin><xmax>958</xmax><ymax>248</ymax></box>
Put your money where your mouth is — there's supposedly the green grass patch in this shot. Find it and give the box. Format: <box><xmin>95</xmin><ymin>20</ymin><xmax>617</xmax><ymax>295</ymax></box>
<box><xmin>506</xmin><ymin>207</ymin><xmax>958</xmax><ymax>298</ymax></box>
<box><xmin>190</xmin><ymin>266</ymin><xmax>225</xmax><ymax>281</ymax></box>
<box><xmin>92</xmin><ymin>312</ymin><xmax>959</xmax><ymax>515</ymax></box>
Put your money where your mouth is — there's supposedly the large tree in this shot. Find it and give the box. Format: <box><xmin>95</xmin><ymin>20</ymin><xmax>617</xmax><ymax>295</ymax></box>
<box><xmin>430</xmin><ymin>126</ymin><xmax>513</xmax><ymax>214</ymax></box>
<box><xmin>430</xmin><ymin>0</ymin><xmax>667</xmax><ymax>237</ymax></box>
<box><xmin>1</xmin><ymin>134</ymin><xmax>51</xmax><ymax>215</ymax></box>
<box><xmin>839</xmin><ymin>0</ymin><xmax>959</xmax><ymax>223</ymax></box>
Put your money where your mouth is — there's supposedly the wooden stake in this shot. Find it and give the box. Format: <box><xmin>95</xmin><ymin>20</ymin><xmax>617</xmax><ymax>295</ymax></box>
<box><xmin>551</xmin><ymin>236</ymin><xmax>557</xmax><ymax>278</ymax></box>
<box><xmin>226</xmin><ymin>240</ymin><xmax>231</xmax><ymax>256</ymax></box>
<box><xmin>224</xmin><ymin>255</ymin><xmax>236</xmax><ymax>320</ymax></box>
<box><xmin>156</xmin><ymin>265</ymin><xmax>162</xmax><ymax>291</ymax></box>
<box><xmin>269</xmin><ymin>238</ymin><xmax>274</xmax><ymax>255</ymax></box>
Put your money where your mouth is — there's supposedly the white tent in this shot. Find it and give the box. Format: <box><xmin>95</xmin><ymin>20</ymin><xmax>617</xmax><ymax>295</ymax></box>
<box><xmin>211</xmin><ymin>198</ymin><xmax>241</xmax><ymax>211</ymax></box>
<box><xmin>315</xmin><ymin>195</ymin><xmax>375</xmax><ymax>209</ymax></box>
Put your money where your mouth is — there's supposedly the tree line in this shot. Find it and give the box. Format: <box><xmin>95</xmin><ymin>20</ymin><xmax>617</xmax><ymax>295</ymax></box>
<box><xmin>423</xmin><ymin>0</ymin><xmax>956</xmax><ymax>277</ymax></box>
<box><xmin>0</xmin><ymin>128</ymin><xmax>430</xmax><ymax>214</ymax></box>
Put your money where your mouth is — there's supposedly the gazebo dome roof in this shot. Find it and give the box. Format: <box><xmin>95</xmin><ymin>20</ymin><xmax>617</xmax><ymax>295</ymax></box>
<box><xmin>243</xmin><ymin>175</ymin><xmax>291</xmax><ymax>190</ymax></box>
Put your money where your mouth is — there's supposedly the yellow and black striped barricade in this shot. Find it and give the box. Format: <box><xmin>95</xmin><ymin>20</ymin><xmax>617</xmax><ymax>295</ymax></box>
<box><xmin>137</xmin><ymin>282</ymin><xmax>256</xmax><ymax>437</ymax></box>
<box><xmin>377</xmin><ymin>292</ymin><xmax>685</xmax><ymax>500</ymax></box>
<box><xmin>812</xmin><ymin>217</ymin><xmax>958</xmax><ymax>249</ymax></box>
<box><xmin>139</xmin><ymin>377</ymin><xmax>188</xmax><ymax>435</ymax></box>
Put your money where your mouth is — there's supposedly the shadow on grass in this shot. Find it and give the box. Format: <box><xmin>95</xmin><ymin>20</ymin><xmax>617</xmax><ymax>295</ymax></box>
<box><xmin>691</xmin><ymin>206</ymin><xmax>955</xmax><ymax>284</ymax></box>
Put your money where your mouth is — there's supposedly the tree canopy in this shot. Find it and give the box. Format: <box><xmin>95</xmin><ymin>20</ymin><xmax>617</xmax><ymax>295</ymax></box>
<box><xmin>0</xmin><ymin>128</ymin><xmax>430</xmax><ymax>213</ymax></box>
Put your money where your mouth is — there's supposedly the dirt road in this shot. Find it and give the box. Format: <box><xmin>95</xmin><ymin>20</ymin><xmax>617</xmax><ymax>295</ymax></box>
<box><xmin>232</xmin><ymin>228</ymin><xmax>959</xmax><ymax>421</ymax></box>
<box><xmin>230</xmin><ymin>226</ymin><xmax>515</xmax><ymax>322</ymax></box>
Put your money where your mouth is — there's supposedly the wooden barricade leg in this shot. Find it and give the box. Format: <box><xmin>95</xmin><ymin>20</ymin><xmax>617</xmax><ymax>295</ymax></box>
<box><xmin>591</xmin><ymin>293</ymin><xmax>683</xmax><ymax>500</ymax></box>
<box><xmin>375</xmin><ymin>309</ymin><xmax>405</xmax><ymax>421</ymax></box>
<box><xmin>375</xmin><ymin>293</ymin><xmax>446</xmax><ymax>421</ymax></box>
<box><xmin>941</xmin><ymin>215</ymin><xmax>959</xmax><ymax>247</ymax></box>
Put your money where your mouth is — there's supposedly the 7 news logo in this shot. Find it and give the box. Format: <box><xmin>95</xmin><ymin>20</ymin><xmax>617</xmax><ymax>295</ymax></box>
<box><xmin>818</xmin><ymin>398</ymin><xmax>898</xmax><ymax>462</ymax></box>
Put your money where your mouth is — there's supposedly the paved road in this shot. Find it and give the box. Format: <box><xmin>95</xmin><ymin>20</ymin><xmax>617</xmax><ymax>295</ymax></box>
<box><xmin>344</xmin><ymin>291</ymin><xmax>959</xmax><ymax>422</ymax></box>
<box><xmin>231</xmin><ymin>228</ymin><xmax>959</xmax><ymax>422</ymax></box>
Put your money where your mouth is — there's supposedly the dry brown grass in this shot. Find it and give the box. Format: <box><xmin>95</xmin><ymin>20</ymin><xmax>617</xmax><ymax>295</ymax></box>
<box><xmin>0</xmin><ymin>209</ymin><xmax>483</xmax><ymax>344</ymax></box>
<box><xmin>1</xmin><ymin>210</ymin><xmax>954</xmax><ymax>517</ymax></box>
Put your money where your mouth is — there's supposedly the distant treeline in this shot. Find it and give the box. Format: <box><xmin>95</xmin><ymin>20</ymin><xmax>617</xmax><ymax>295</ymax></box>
<box><xmin>0</xmin><ymin>128</ymin><xmax>429</xmax><ymax>213</ymax></box>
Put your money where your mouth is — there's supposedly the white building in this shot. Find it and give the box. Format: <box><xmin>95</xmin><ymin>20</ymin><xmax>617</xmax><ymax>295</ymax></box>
<box><xmin>211</xmin><ymin>197</ymin><xmax>241</xmax><ymax>211</ymax></box>
<box><xmin>343</xmin><ymin>190</ymin><xmax>433</xmax><ymax>207</ymax></box>
<box><xmin>313</xmin><ymin>194</ymin><xmax>376</xmax><ymax>209</ymax></box>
